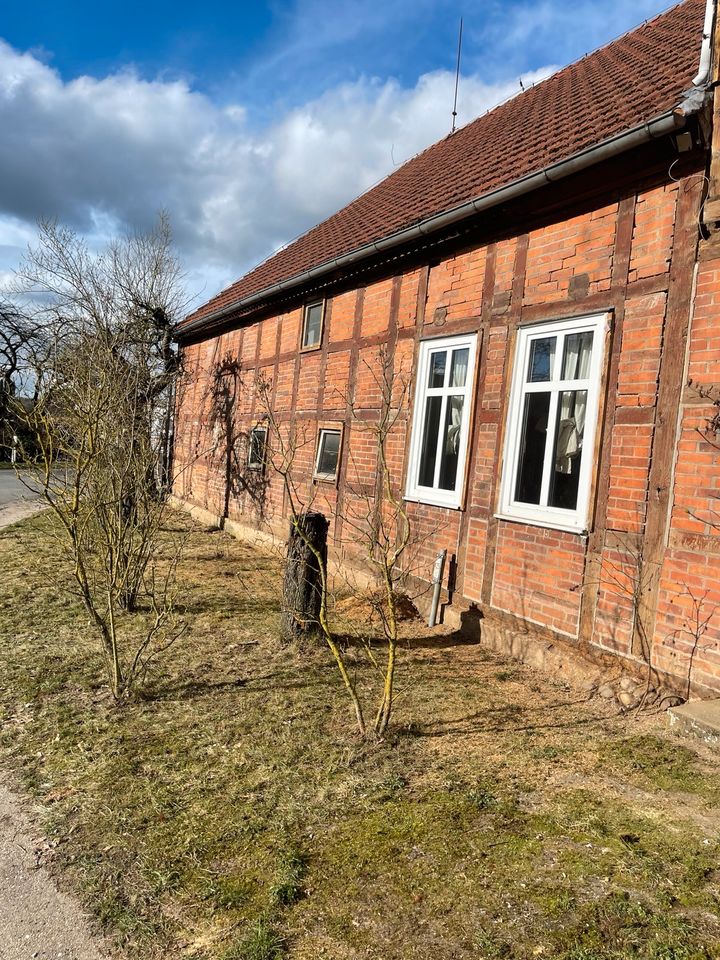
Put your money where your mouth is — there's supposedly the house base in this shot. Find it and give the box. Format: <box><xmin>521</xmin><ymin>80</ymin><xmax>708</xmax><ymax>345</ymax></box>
<box><xmin>170</xmin><ymin>495</ymin><xmax>695</xmax><ymax>710</ymax></box>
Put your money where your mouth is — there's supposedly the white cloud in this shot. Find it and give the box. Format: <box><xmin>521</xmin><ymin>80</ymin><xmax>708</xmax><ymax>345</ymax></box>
<box><xmin>0</xmin><ymin>37</ymin><xmax>554</xmax><ymax>308</ymax></box>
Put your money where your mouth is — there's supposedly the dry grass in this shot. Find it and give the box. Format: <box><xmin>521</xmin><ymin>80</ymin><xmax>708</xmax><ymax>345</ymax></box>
<box><xmin>0</xmin><ymin>511</ymin><xmax>719</xmax><ymax>960</ymax></box>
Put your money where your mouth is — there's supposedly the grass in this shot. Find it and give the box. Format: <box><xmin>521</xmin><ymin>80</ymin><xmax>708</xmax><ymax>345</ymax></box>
<box><xmin>0</xmin><ymin>511</ymin><xmax>719</xmax><ymax>959</ymax></box>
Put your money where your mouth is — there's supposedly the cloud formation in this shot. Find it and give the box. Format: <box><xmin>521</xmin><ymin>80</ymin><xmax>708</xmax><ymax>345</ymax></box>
<box><xmin>0</xmin><ymin>37</ymin><xmax>554</xmax><ymax>305</ymax></box>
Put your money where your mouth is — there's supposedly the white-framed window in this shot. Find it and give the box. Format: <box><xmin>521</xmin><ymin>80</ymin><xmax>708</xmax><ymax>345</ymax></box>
<box><xmin>301</xmin><ymin>300</ymin><xmax>325</xmax><ymax>351</ymax></box>
<box><xmin>405</xmin><ymin>333</ymin><xmax>478</xmax><ymax>509</ymax></box>
<box><xmin>314</xmin><ymin>426</ymin><xmax>342</xmax><ymax>482</ymax></box>
<box><xmin>498</xmin><ymin>312</ymin><xmax>609</xmax><ymax>533</ymax></box>
<box><xmin>247</xmin><ymin>425</ymin><xmax>267</xmax><ymax>470</ymax></box>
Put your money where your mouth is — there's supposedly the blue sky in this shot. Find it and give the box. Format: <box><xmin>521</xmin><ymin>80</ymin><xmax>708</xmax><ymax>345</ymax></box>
<box><xmin>0</xmin><ymin>0</ymin><xmax>678</xmax><ymax>305</ymax></box>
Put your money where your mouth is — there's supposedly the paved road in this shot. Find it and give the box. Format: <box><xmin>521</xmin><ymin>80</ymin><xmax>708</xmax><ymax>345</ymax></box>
<box><xmin>0</xmin><ymin>469</ymin><xmax>34</xmax><ymax>507</ymax></box>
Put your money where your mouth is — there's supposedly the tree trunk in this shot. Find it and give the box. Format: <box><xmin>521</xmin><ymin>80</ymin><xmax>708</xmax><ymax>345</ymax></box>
<box><xmin>281</xmin><ymin>511</ymin><xmax>328</xmax><ymax>642</ymax></box>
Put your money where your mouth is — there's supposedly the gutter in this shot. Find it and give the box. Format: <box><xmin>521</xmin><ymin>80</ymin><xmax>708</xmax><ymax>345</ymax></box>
<box><xmin>179</xmin><ymin>104</ymin><xmax>703</xmax><ymax>339</ymax></box>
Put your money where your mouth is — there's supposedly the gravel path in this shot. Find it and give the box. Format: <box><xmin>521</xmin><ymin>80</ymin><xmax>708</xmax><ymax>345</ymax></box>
<box><xmin>0</xmin><ymin>783</ymin><xmax>107</xmax><ymax>960</ymax></box>
<box><xmin>0</xmin><ymin>503</ymin><xmax>108</xmax><ymax>960</ymax></box>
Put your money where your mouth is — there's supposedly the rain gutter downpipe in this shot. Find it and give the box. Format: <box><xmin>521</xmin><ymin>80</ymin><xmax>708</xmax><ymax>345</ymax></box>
<box><xmin>692</xmin><ymin>0</ymin><xmax>716</xmax><ymax>87</ymax></box>
<box><xmin>179</xmin><ymin>106</ymin><xmax>702</xmax><ymax>339</ymax></box>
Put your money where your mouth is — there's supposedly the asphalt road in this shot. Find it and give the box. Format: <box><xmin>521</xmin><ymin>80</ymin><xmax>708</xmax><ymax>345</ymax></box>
<box><xmin>0</xmin><ymin>470</ymin><xmax>38</xmax><ymax>507</ymax></box>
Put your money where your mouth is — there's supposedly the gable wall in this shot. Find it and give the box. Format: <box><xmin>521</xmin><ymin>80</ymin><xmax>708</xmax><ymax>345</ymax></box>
<box><xmin>174</xmin><ymin>166</ymin><xmax>719</xmax><ymax>696</ymax></box>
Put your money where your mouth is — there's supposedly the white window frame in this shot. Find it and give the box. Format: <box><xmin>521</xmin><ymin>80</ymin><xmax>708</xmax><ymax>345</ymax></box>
<box><xmin>313</xmin><ymin>426</ymin><xmax>342</xmax><ymax>482</ymax></box>
<box><xmin>300</xmin><ymin>300</ymin><xmax>325</xmax><ymax>351</ymax></box>
<box><xmin>497</xmin><ymin>312</ymin><xmax>609</xmax><ymax>534</ymax></box>
<box><xmin>405</xmin><ymin>332</ymin><xmax>478</xmax><ymax>509</ymax></box>
<box><xmin>247</xmin><ymin>425</ymin><xmax>268</xmax><ymax>471</ymax></box>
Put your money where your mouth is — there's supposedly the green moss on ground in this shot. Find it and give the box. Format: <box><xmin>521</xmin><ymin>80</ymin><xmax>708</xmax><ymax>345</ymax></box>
<box><xmin>0</xmin><ymin>513</ymin><xmax>719</xmax><ymax>959</ymax></box>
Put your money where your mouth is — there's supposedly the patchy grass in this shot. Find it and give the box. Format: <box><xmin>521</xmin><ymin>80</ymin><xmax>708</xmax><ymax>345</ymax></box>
<box><xmin>0</xmin><ymin>511</ymin><xmax>719</xmax><ymax>960</ymax></box>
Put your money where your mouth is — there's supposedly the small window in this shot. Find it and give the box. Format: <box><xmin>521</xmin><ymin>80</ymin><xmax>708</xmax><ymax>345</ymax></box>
<box><xmin>405</xmin><ymin>333</ymin><xmax>478</xmax><ymax>509</ymax></box>
<box><xmin>498</xmin><ymin>312</ymin><xmax>608</xmax><ymax>533</ymax></box>
<box><xmin>301</xmin><ymin>300</ymin><xmax>325</xmax><ymax>350</ymax></box>
<box><xmin>314</xmin><ymin>427</ymin><xmax>342</xmax><ymax>481</ymax></box>
<box><xmin>247</xmin><ymin>426</ymin><xmax>267</xmax><ymax>470</ymax></box>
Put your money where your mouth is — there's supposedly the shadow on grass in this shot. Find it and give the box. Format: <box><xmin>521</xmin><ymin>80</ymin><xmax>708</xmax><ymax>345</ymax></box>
<box><xmin>401</xmin><ymin>696</ymin><xmax>604</xmax><ymax>739</ymax></box>
<box><xmin>148</xmin><ymin>668</ymin><xmax>339</xmax><ymax>703</ymax></box>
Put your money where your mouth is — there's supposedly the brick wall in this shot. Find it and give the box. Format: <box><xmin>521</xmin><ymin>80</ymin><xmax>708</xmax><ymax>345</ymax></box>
<box><xmin>175</xmin><ymin>167</ymin><xmax>717</xmax><ymax>694</ymax></box>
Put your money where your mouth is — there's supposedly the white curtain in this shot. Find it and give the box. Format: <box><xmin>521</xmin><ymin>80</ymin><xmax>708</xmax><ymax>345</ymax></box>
<box><xmin>450</xmin><ymin>348</ymin><xmax>469</xmax><ymax>387</ymax></box>
<box><xmin>562</xmin><ymin>331</ymin><xmax>593</xmax><ymax>380</ymax></box>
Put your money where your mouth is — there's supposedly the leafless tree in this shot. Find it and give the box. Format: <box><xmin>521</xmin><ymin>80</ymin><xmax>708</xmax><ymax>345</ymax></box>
<box><xmin>256</xmin><ymin>374</ymin><xmax>368</xmax><ymax>736</ymax></box>
<box><xmin>12</xmin><ymin>215</ymin><xmax>189</xmax><ymax>699</ymax></box>
<box><xmin>0</xmin><ymin>302</ymin><xmax>39</xmax><ymax>459</ymax></box>
<box><xmin>340</xmin><ymin>347</ymin><xmax>416</xmax><ymax>737</ymax></box>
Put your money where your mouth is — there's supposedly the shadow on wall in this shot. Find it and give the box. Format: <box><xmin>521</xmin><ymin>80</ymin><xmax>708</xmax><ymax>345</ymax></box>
<box><xmin>206</xmin><ymin>352</ymin><xmax>269</xmax><ymax>524</ymax></box>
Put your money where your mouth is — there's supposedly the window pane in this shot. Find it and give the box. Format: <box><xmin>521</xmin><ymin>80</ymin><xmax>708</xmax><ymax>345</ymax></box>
<box><xmin>418</xmin><ymin>396</ymin><xmax>442</xmax><ymax>486</ymax></box>
<box><xmin>527</xmin><ymin>337</ymin><xmax>556</xmax><ymax>383</ymax></box>
<box><xmin>303</xmin><ymin>303</ymin><xmax>323</xmax><ymax>347</ymax></box>
<box><xmin>548</xmin><ymin>390</ymin><xmax>588</xmax><ymax>510</ymax></box>
<box><xmin>439</xmin><ymin>396</ymin><xmax>464</xmax><ymax>490</ymax></box>
<box><xmin>514</xmin><ymin>392</ymin><xmax>550</xmax><ymax>504</ymax></box>
<box><xmin>450</xmin><ymin>348</ymin><xmax>469</xmax><ymax>387</ymax></box>
<box><xmin>561</xmin><ymin>331</ymin><xmax>594</xmax><ymax>380</ymax></box>
<box><xmin>249</xmin><ymin>428</ymin><xmax>266</xmax><ymax>467</ymax></box>
<box><xmin>317</xmin><ymin>430</ymin><xmax>340</xmax><ymax>476</ymax></box>
<box><xmin>428</xmin><ymin>350</ymin><xmax>447</xmax><ymax>388</ymax></box>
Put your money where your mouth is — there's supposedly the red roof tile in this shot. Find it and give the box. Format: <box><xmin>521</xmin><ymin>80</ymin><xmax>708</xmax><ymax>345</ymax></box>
<box><xmin>186</xmin><ymin>0</ymin><xmax>706</xmax><ymax>327</ymax></box>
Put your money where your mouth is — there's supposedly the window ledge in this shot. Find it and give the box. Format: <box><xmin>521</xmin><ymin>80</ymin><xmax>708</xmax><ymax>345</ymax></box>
<box><xmin>494</xmin><ymin>511</ymin><xmax>589</xmax><ymax>537</ymax></box>
<box><xmin>404</xmin><ymin>494</ymin><xmax>462</xmax><ymax>511</ymax></box>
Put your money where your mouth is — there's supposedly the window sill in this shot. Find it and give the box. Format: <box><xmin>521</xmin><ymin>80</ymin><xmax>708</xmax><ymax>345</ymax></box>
<box><xmin>494</xmin><ymin>511</ymin><xmax>589</xmax><ymax>537</ymax></box>
<box><xmin>404</xmin><ymin>493</ymin><xmax>462</xmax><ymax>511</ymax></box>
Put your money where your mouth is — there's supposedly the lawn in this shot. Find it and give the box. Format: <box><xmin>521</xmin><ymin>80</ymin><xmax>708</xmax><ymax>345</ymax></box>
<box><xmin>0</xmin><ymin>512</ymin><xmax>719</xmax><ymax>960</ymax></box>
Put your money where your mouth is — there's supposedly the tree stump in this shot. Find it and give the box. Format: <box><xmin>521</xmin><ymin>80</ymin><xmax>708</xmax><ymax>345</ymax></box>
<box><xmin>281</xmin><ymin>511</ymin><xmax>329</xmax><ymax>641</ymax></box>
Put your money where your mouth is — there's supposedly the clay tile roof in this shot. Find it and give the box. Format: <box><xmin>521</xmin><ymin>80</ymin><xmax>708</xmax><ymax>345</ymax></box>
<box><xmin>185</xmin><ymin>0</ymin><xmax>706</xmax><ymax>328</ymax></box>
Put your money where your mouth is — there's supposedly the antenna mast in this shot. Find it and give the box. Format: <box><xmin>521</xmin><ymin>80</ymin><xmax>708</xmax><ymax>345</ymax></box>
<box><xmin>451</xmin><ymin>17</ymin><xmax>463</xmax><ymax>134</ymax></box>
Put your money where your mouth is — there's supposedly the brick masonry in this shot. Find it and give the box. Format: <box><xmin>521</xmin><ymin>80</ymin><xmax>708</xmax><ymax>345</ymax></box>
<box><xmin>174</xmin><ymin>164</ymin><xmax>720</xmax><ymax>697</ymax></box>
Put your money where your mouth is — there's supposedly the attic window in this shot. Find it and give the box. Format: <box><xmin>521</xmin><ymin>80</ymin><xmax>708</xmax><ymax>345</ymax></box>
<box><xmin>301</xmin><ymin>300</ymin><xmax>325</xmax><ymax>351</ymax></box>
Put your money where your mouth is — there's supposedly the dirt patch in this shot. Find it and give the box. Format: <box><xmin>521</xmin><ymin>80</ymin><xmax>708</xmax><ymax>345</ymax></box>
<box><xmin>0</xmin><ymin>500</ymin><xmax>45</xmax><ymax>529</ymax></box>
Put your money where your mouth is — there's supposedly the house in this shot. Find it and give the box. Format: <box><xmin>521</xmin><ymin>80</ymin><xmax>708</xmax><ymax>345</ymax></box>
<box><xmin>174</xmin><ymin>0</ymin><xmax>720</xmax><ymax>698</ymax></box>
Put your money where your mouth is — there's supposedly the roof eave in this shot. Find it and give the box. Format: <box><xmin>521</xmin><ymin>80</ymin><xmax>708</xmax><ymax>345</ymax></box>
<box><xmin>178</xmin><ymin>101</ymin><xmax>704</xmax><ymax>341</ymax></box>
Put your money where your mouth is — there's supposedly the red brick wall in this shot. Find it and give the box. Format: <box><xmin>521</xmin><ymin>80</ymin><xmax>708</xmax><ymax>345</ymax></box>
<box><xmin>652</xmin><ymin>256</ymin><xmax>720</xmax><ymax>694</ymax></box>
<box><xmin>175</xmin><ymin>169</ymin><xmax>717</xmax><ymax>693</ymax></box>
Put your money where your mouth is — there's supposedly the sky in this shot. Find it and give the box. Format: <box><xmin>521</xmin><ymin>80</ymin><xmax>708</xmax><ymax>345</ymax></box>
<box><xmin>0</xmin><ymin>0</ymin><xmax>677</xmax><ymax>310</ymax></box>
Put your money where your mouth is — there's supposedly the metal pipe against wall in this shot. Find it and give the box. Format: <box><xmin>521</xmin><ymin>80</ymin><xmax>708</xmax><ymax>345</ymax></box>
<box><xmin>428</xmin><ymin>549</ymin><xmax>447</xmax><ymax>628</ymax></box>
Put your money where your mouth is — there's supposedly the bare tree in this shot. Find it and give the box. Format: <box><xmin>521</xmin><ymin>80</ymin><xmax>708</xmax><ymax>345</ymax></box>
<box><xmin>340</xmin><ymin>347</ymin><xmax>415</xmax><ymax>737</ymax></box>
<box><xmin>257</xmin><ymin>343</ymin><xmax>419</xmax><ymax>739</ymax></box>
<box><xmin>0</xmin><ymin>302</ymin><xmax>38</xmax><ymax>460</ymax></box>
<box><xmin>256</xmin><ymin>375</ymin><xmax>368</xmax><ymax>737</ymax></box>
<box><xmin>13</xmin><ymin>216</ymin><xmax>188</xmax><ymax>699</ymax></box>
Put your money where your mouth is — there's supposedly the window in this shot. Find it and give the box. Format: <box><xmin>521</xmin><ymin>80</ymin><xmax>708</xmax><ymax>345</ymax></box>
<box><xmin>301</xmin><ymin>300</ymin><xmax>325</xmax><ymax>350</ymax></box>
<box><xmin>247</xmin><ymin>426</ymin><xmax>267</xmax><ymax>470</ymax></box>
<box><xmin>498</xmin><ymin>312</ymin><xmax>608</xmax><ymax>532</ymax></box>
<box><xmin>405</xmin><ymin>333</ymin><xmax>478</xmax><ymax>509</ymax></box>
<box><xmin>314</xmin><ymin>427</ymin><xmax>342</xmax><ymax>481</ymax></box>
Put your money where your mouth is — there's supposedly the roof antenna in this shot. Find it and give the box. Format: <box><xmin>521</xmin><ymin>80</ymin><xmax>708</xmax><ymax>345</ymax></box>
<box><xmin>451</xmin><ymin>16</ymin><xmax>463</xmax><ymax>134</ymax></box>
